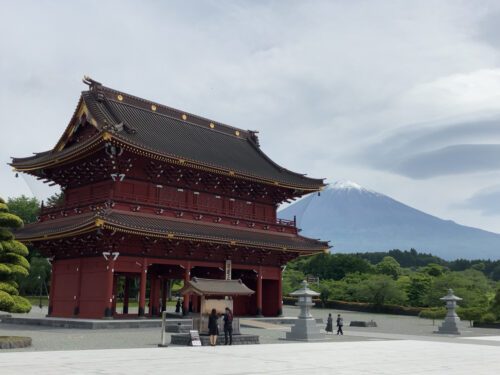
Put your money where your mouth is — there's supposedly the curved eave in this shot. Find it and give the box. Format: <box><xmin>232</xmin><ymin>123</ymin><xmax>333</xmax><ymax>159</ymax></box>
<box><xmin>108</xmin><ymin>133</ymin><xmax>324</xmax><ymax>191</ymax></box>
<box><xmin>10</xmin><ymin>132</ymin><xmax>105</xmax><ymax>172</ymax></box>
<box><xmin>16</xmin><ymin>212</ymin><xmax>327</xmax><ymax>255</ymax></box>
<box><xmin>11</xmin><ymin>131</ymin><xmax>324</xmax><ymax>191</ymax></box>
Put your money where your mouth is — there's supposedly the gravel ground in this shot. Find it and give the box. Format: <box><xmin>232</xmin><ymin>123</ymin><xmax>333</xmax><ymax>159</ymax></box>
<box><xmin>1</xmin><ymin>304</ymin><xmax>499</xmax><ymax>352</ymax></box>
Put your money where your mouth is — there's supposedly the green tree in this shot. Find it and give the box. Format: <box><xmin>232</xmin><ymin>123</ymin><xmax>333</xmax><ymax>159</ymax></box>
<box><xmin>374</xmin><ymin>256</ymin><xmax>402</xmax><ymax>280</ymax></box>
<box><xmin>7</xmin><ymin>195</ymin><xmax>40</xmax><ymax>224</ymax></box>
<box><xmin>419</xmin><ymin>263</ymin><xmax>444</xmax><ymax>277</ymax></box>
<box><xmin>422</xmin><ymin>270</ymin><xmax>491</xmax><ymax>308</ymax></box>
<box><xmin>0</xmin><ymin>198</ymin><xmax>31</xmax><ymax>313</ymax></box>
<box><xmin>282</xmin><ymin>268</ymin><xmax>305</xmax><ymax>295</ymax></box>
<box><xmin>489</xmin><ymin>287</ymin><xmax>500</xmax><ymax>319</ymax></box>
<box><xmin>407</xmin><ymin>273</ymin><xmax>432</xmax><ymax>306</ymax></box>
<box><xmin>46</xmin><ymin>191</ymin><xmax>64</xmax><ymax>206</ymax></box>
<box><xmin>354</xmin><ymin>275</ymin><xmax>407</xmax><ymax>308</ymax></box>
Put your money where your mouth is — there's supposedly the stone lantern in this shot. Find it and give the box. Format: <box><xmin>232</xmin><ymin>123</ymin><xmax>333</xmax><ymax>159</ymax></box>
<box><xmin>286</xmin><ymin>280</ymin><xmax>324</xmax><ymax>341</ymax></box>
<box><xmin>435</xmin><ymin>288</ymin><xmax>462</xmax><ymax>335</ymax></box>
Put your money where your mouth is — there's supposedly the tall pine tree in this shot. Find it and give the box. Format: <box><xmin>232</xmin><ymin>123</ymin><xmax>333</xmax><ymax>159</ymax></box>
<box><xmin>0</xmin><ymin>197</ymin><xmax>31</xmax><ymax>313</ymax></box>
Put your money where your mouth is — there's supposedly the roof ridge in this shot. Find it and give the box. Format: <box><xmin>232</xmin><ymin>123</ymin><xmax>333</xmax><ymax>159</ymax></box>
<box><xmin>105</xmin><ymin>95</ymin><xmax>248</xmax><ymax>141</ymax></box>
<box><xmin>98</xmin><ymin>85</ymin><xmax>251</xmax><ymax>137</ymax></box>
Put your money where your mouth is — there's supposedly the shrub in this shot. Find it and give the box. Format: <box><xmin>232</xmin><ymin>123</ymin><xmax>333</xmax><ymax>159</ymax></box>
<box><xmin>418</xmin><ymin>308</ymin><xmax>446</xmax><ymax>325</ymax></box>
<box><xmin>0</xmin><ymin>290</ymin><xmax>14</xmax><ymax>311</ymax></box>
<box><xmin>10</xmin><ymin>295</ymin><xmax>31</xmax><ymax>313</ymax></box>
<box><xmin>0</xmin><ymin>198</ymin><xmax>31</xmax><ymax>314</ymax></box>
<box><xmin>481</xmin><ymin>312</ymin><xmax>496</xmax><ymax>323</ymax></box>
<box><xmin>457</xmin><ymin>307</ymin><xmax>486</xmax><ymax>327</ymax></box>
<box><xmin>0</xmin><ymin>281</ymin><xmax>18</xmax><ymax>296</ymax></box>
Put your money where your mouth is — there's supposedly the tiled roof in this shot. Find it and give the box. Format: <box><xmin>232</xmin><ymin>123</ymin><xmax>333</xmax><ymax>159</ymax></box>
<box><xmin>179</xmin><ymin>278</ymin><xmax>255</xmax><ymax>296</ymax></box>
<box><xmin>11</xmin><ymin>79</ymin><xmax>325</xmax><ymax>190</ymax></box>
<box><xmin>14</xmin><ymin>209</ymin><xmax>328</xmax><ymax>253</ymax></box>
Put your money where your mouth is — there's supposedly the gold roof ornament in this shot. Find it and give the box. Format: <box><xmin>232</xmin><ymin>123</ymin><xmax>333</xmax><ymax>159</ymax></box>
<box><xmin>151</xmin><ymin>105</ymin><xmax>157</xmax><ymax>111</ymax></box>
<box><xmin>182</xmin><ymin>114</ymin><xmax>187</xmax><ymax>120</ymax></box>
<box><xmin>117</xmin><ymin>94</ymin><xmax>123</xmax><ymax>101</ymax></box>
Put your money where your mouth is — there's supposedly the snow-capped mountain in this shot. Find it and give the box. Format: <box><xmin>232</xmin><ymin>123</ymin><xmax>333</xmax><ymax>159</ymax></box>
<box><xmin>279</xmin><ymin>180</ymin><xmax>500</xmax><ymax>260</ymax></box>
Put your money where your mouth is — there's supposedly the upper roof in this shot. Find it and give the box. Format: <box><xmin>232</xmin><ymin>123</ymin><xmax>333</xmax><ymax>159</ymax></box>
<box><xmin>179</xmin><ymin>278</ymin><xmax>255</xmax><ymax>296</ymax></box>
<box><xmin>11</xmin><ymin>77</ymin><xmax>325</xmax><ymax>191</ymax></box>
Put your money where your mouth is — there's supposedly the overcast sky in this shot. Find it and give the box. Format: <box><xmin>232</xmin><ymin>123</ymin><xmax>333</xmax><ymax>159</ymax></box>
<box><xmin>1</xmin><ymin>0</ymin><xmax>500</xmax><ymax>233</ymax></box>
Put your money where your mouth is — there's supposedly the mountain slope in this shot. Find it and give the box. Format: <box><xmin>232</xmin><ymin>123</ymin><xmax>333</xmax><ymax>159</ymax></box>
<box><xmin>279</xmin><ymin>181</ymin><xmax>500</xmax><ymax>260</ymax></box>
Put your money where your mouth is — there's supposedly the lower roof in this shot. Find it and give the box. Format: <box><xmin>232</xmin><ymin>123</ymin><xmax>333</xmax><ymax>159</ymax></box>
<box><xmin>14</xmin><ymin>209</ymin><xmax>328</xmax><ymax>254</ymax></box>
<box><xmin>179</xmin><ymin>277</ymin><xmax>255</xmax><ymax>296</ymax></box>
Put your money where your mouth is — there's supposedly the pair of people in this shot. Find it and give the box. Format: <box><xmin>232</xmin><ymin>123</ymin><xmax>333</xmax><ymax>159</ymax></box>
<box><xmin>208</xmin><ymin>307</ymin><xmax>233</xmax><ymax>346</ymax></box>
<box><xmin>326</xmin><ymin>313</ymin><xmax>343</xmax><ymax>335</ymax></box>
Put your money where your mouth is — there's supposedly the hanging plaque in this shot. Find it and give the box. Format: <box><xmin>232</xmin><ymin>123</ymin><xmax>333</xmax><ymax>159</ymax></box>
<box><xmin>225</xmin><ymin>259</ymin><xmax>232</xmax><ymax>280</ymax></box>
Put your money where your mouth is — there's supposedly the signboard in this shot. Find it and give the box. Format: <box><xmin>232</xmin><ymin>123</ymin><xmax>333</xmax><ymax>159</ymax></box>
<box><xmin>225</xmin><ymin>259</ymin><xmax>232</xmax><ymax>280</ymax></box>
<box><xmin>189</xmin><ymin>330</ymin><xmax>202</xmax><ymax>346</ymax></box>
<box><xmin>306</xmin><ymin>275</ymin><xmax>319</xmax><ymax>286</ymax></box>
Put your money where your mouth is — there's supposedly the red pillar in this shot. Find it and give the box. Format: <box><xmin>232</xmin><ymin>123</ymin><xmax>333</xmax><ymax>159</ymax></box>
<box><xmin>149</xmin><ymin>276</ymin><xmax>160</xmax><ymax>316</ymax></box>
<box><xmin>74</xmin><ymin>259</ymin><xmax>83</xmax><ymax>317</ymax></box>
<box><xmin>138</xmin><ymin>261</ymin><xmax>148</xmax><ymax>317</ymax></box>
<box><xmin>182</xmin><ymin>261</ymin><xmax>191</xmax><ymax>315</ymax></box>
<box><xmin>48</xmin><ymin>260</ymin><xmax>57</xmax><ymax>316</ymax></box>
<box><xmin>161</xmin><ymin>279</ymin><xmax>167</xmax><ymax>312</ymax></box>
<box><xmin>256</xmin><ymin>266</ymin><xmax>263</xmax><ymax>316</ymax></box>
<box><xmin>123</xmin><ymin>276</ymin><xmax>130</xmax><ymax>314</ymax></box>
<box><xmin>278</xmin><ymin>268</ymin><xmax>283</xmax><ymax>316</ymax></box>
<box><xmin>104</xmin><ymin>258</ymin><xmax>115</xmax><ymax>318</ymax></box>
<box><xmin>111</xmin><ymin>274</ymin><xmax>118</xmax><ymax>316</ymax></box>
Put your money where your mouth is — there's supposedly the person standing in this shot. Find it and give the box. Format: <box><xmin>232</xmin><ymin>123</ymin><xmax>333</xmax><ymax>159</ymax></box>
<box><xmin>208</xmin><ymin>308</ymin><xmax>219</xmax><ymax>346</ymax></box>
<box><xmin>336</xmin><ymin>313</ymin><xmax>343</xmax><ymax>335</ymax></box>
<box><xmin>222</xmin><ymin>307</ymin><xmax>233</xmax><ymax>345</ymax></box>
<box><xmin>325</xmin><ymin>313</ymin><xmax>333</xmax><ymax>334</ymax></box>
<box><xmin>175</xmin><ymin>298</ymin><xmax>181</xmax><ymax>313</ymax></box>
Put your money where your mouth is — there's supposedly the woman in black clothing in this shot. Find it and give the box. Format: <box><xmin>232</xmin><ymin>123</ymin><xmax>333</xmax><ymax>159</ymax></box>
<box><xmin>208</xmin><ymin>308</ymin><xmax>219</xmax><ymax>346</ymax></box>
<box><xmin>222</xmin><ymin>307</ymin><xmax>233</xmax><ymax>345</ymax></box>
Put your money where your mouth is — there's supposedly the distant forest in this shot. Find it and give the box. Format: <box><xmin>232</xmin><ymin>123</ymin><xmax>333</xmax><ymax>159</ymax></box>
<box><xmin>283</xmin><ymin>249</ymin><xmax>500</xmax><ymax>322</ymax></box>
<box><xmin>356</xmin><ymin>248</ymin><xmax>500</xmax><ymax>280</ymax></box>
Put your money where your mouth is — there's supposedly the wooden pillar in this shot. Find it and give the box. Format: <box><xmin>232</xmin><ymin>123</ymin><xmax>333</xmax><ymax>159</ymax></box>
<box><xmin>138</xmin><ymin>261</ymin><xmax>147</xmax><ymax>317</ymax></box>
<box><xmin>150</xmin><ymin>276</ymin><xmax>160</xmax><ymax>316</ymax></box>
<box><xmin>161</xmin><ymin>279</ymin><xmax>167</xmax><ymax>312</ymax></box>
<box><xmin>74</xmin><ymin>259</ymin><xmax>83</xmax><ymax>317</ymax></box>
<box><xmin>111</xmin><ymin>274</ymin><xmax>119</xmax><ymax>316</ymax></box>
<box><xmin>277</xmin><ymin>269</ymin><xmax>283</xmax><ymax>316</ymax></box>
<box><xmin>48</xmin><ymin>260</ymin><xmax>56</xmax><ymax>316</ymax></box>
<box><xmin>256</xmin><ymin>266</ymin><xmax>263</xmax><ymax>316</ymax></box>
<box><xmin>182</xmin><ymin>261</ymin><xmax>191</xmax><ymax>315</ymax></box>
<box><xmin>167</xmin><ymin>279</ymin><xmax>172</xmax><ymax>301</ymax></box>
<box><xmin>123</xmin><ymin>276</ymin><xmax>130</xmax><ymax>314</ymax></box>
<box><xmin>104</xmin><ymin>257</ymin><xmax>115</xmax><ymax>318</ymax></box>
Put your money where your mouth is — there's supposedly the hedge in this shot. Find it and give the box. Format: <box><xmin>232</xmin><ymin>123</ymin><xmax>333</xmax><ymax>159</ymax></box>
<box><xmin>282</xmin><ymin>296</ymin><xmax>426</xmax><ymax>316</ymax></box>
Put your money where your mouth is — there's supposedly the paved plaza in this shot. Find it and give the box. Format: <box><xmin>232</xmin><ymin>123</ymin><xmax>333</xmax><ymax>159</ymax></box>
<box><xmin>1</xmin><ymin>305</ymin><xmax>500</xmax><ymax>373</ymax></box>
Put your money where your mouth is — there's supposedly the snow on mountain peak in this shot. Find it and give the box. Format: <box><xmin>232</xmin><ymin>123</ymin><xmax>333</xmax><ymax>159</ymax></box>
<box><xmin>328</xmin><ymin>180</ymin><xmax>365</xmax><ymax>191</ymax></box>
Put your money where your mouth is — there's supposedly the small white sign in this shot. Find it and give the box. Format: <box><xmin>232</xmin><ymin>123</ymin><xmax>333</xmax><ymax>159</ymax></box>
<box><xmin>190</xmin><ymin>330</ymin><xmax>202</xmax><ymax>346</ymax></box>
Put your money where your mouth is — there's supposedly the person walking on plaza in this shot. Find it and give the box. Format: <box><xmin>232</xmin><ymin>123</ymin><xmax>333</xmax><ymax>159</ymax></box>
<box><xmin>208</xmin><ymin>308</ymin><xmax>219</xmax><ymax>346</ymax></box>
<box><xmin>222</xmin><ymin>307</ymin><xmax>234</xmax><ymax>345</ymax></box>
<box><xmin>175</xmin><ymin>298</ymin><xmax>181</xmax><ymax>313</ymax></box>
<box><xmin>336</xmin><ymin>314</ymin><xmax>343</xmax><ymax>335</ymax></box>
<box><xmin>325</xmin><ymin>313</ymin><xmax>333</xmax><ymax>334</ymax></box>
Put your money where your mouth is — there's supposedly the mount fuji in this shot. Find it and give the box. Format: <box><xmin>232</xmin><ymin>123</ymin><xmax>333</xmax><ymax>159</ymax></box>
<box><xmin>279</xmin><ymin>181</ymin><xmax>500</xmax><ymax>260</ymax></box>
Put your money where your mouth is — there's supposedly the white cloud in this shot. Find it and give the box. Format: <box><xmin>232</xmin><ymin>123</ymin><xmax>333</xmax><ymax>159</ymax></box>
<box><xmin>1</xmin><ymin>0</ymin><xmax>500</xmax><ymax>233</ymax></box>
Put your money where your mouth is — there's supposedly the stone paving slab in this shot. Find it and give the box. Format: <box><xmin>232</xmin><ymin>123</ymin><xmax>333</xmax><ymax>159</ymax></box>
<box><xmin>0</xmin><ymin>340</ymin><xmax>499</xmax><ymax>374</ymax></box>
